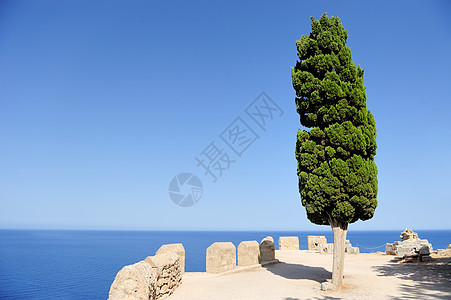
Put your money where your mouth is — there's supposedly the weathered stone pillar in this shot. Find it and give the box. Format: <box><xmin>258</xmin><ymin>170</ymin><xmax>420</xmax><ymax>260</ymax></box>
<box><xmin>238</xmin><ymin>241</ymin><xmax>260</xmax><ymax>266</ymax></box>
<box><xmin>259</xmin><ymin>236</ymin><xmax>275</xmax><ymax>261</ymax></box>
<box><xmin>156</xmin><ymin>243</ymin><xmax>186</xmax><ymax>274</ymax></box>
<box><xmin>108</xmin><ymin>261</ymin><xmax>156</xmax><ymax>300</ymax></box>
<box><xmin>108</xmin><ymin>250</ymin><xmax>182</xmax><ymax>300</ymax></box>
<box><xmin>206</xmin><ymin>242</ymin><xmax>236</xmax><ymax>273</ymax></box>
<box><xmin>279</xmin><ymin>236</ymin><xmax>300</xmax><ymax>250</ymax></box>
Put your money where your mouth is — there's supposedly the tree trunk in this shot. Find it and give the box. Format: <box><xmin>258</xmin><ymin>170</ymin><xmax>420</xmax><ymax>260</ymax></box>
<box><xmin>330</xmin><ymin>219</ymin><xmax>348</xmax><ymax>288</ymax></box>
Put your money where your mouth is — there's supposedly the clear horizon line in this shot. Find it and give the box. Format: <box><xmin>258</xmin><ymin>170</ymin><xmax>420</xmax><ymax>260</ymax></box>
<box><xmin>1</xmin><ymin>227</ymin><xmax>450</xmax><ymax>232</ymax></box>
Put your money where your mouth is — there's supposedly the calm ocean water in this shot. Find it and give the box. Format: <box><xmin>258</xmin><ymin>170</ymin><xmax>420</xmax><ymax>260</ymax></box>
<box><xmin>0</xmin><ymin>229</ymin><xmax>449</xmax><ymax>299</ymax></box>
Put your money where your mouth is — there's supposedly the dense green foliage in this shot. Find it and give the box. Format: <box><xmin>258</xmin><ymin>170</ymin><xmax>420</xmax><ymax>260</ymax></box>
<box><xmin>292</xmin><ymin>14</ymin><xmax>378</xmax><ymax>226</ymax></box>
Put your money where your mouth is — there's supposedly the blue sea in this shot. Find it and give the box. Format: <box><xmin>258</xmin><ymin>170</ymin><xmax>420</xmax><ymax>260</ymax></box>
<box><xmin>0</xmin><ymin>229</ymin><xmax>449</xmax><ymax>299</ymax></box>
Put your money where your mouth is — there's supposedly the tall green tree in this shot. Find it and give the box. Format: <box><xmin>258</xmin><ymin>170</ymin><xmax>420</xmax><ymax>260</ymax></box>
<box><xmin>292</xmin><ymin>13</ymin><xmax>378</xmax><ymax>288</ymax></box>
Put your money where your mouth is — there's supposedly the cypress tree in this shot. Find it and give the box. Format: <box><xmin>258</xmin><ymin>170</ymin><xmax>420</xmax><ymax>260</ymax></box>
<box><xmin>292</xmin><ymin>13</ymin><xmax>378</xmax><ymax>288</ymax></box>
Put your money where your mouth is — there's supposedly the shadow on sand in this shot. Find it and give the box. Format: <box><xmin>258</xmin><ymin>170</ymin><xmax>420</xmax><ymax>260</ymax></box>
<box><xmin>284</xmin><ymin>297</ymin><xmax>341</xmax><ymax>300</ymax></box>
<box><xmin>264</xmin><ymin>261</ymin><xmax>331</xmax><ymax>283</ymax></box>
<box><xmin>372</xmin><ymin>256</ymin><xmax>451</xmax><ymax>299</ymax></box>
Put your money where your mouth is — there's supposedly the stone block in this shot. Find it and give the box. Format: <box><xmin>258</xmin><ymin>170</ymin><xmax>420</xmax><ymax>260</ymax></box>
<box><xmin>418</xmin><ymin>245</ymin><xmax>430</xmax><ymax>256</ymax></box>
<box><xmin>238</xmin><ymin>241</ymin><xmax>259</xmax><ymax>266</ymax></box>
<box><xmin>392</xmin><ymin>238</ymin><xmax>433</xmax><ymax>257</ymax></box>
<box><xmin>279</xmin><ymin>236</ymin><xmax>299</xmax><ymax>250</ymax></box>
<box><xmin>259</xmin><ymin>236</ymin><xmax>275</xmax><ymax>261</ymax></box>
<box><xmin>206</xmin><ymin>242</ymin><xmax>236</xmax><ymax>273</ymax></box>
<box><xmin>327</xmin><ymin>243</ymin><xmax>334</xmax><ymax>253</ymax></box>
<box><xmin>145</xmin><ymin>251</ymin><xmax>178</xmax><ymax>269</ymax></box>
<box><xmin>400</xmin><ymin>228</ymin><xmax>419</xmax><ymax>241</ymax></box>
<box><xmin>404</xmin><ymin>253</ymin><xmax>420</xmax><ymax>263</ymax></box>
<box><xmin>156</xmin><ymin>243</ymin><xmax>186</xmax><ymax>274</ymax></box>
<box><xmin>318</xmin><ymin>243</ymin><xmax>333</xmax><ymax>254</ymax></box>
<box><xmin>346</xmin><ymin>246</ymin><xmax>359</xmax><ymax>254</ymax></box>
<box><xmin>421</xmin><ymin>255</ymin><xmax>432</xmax><ymax>262</ymax></box>
<box><xmin>108</xmin><ymin>261</ymin><xmax>157</xmax><ymax>300</ymax></box>
<box><xmin>397</xmin><ymin>247</ymin><xmax>414</xmax><ymax>258</ymax></box>
<box><xmin>308</xmin><ymin>236</ymin><xmax>327</xmax><ymax>251</ymax></box>
<box><xmin>437</xmin><ymin>249</ymin><xmax>451</xmax><ymax>256</ymax></box>
<box><xmin>386</xmin><ymin>243</ymin><xmax>396</xmax><ymax>255</ymax></box>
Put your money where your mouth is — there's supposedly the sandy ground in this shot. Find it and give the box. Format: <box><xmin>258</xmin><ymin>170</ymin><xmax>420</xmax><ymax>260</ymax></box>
<box><xmin>168</xmin><ymin>250</ymin><xmax>451</xmax><ymax>300</ymax></box>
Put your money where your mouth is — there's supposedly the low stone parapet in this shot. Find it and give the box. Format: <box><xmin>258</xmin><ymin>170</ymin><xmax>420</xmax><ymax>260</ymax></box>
<box><xmin>156</xmin><ymin>243</ymin><xmax>185</xmax><ymax>274</ymax></box>
<box><xmin>308</xmin><ymin>236</ymin><xmax>327</xmax><ymax>251</ymax></box>
<box><xmin>108</xmin><ymin>245</ymin><xmax>183</xmax><ymax>300</ymax></box>
<box><xmin>108</xmin><ymin>261</ymin><xmax>156</xmax><ymax>300</ymax></box>
<box><xmin>279</xmin><ymin>236</ymin><xmax>299</xmax><ymax>250</ymax></box>
<box><xmin>145</xmin><ymin>251</ymin><xmax>182</xmax><ymax>298</ymax></box>
<box><xmin>206</xmin><ymin>242</ymin><xmax>236</xmax><ymax>273</ymax></box>
<box><xmin>238</xmin><ymin>241</ymin><xmax>260</xmax><ymax>266</ymax></box>
<box><xmin>318</xmin><ymin>243</ymin><xmax>334</xmax><ymax>254</ymax></box>
<box><xmin>259</xmin><ymin>236</ymin><xmax>275</xmax><ymax>261</ymax></box>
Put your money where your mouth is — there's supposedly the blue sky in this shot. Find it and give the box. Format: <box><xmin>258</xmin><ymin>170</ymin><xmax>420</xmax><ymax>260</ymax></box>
<box><xmin>0</xmin><ymin>0</ymin><xmax>450</xmax><ymax>231</ymax></box>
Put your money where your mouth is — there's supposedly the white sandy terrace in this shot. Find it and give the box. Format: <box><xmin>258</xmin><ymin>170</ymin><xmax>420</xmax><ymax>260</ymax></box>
<box><xmin>168</xmin><ymin>250</ymin><xmax>451</xmax><ymax>300</ymax></box>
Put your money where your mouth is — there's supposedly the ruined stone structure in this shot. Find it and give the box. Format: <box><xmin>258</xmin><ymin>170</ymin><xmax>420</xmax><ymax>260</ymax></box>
<box><xmin>108</xmin><ymin>261</ymin><xmax>155</xmax><ymax>300</ymax></box>
<box><xmin>385</xmin><ymin>229</ymin><xmax>433</xmax><ymax>258</ymax></box>
<box><xmin>156</xmin><ymin>243</ymin><xmax>185</xmax><ymax>274</ymax></box>
<box><xmin>400</xmin><ymin>228</ymin><xmax>418</xmax><ymax>241</ymax></box>
<box><xmin>308</xmin><ymin>236</ymin><xmax>327</xmax><ymax>251</ymax></box>
<box><xmin>436</xmin><ymin>244</ymin><xmax>451</xmax><ymax>256</ymax></box>
<box><xmin>238</xmin><ymin>241</ymin><xmax>260</xmax><ymax>266</ymax></box>
<box><xmin>259</xmin><ymin>236</ymin><xmax>275</xmax><ymax>261</ymax></box>
<box><xmin>316</xmin><ymin>239</ymin><xmax>359</xmax><ymax>254</ymax></box>
<box><xmin>206</xmin><ymin>242</ymin><xmax>236</xmax><ymax>273</ymax></box>
<box><xmin>345</xmin><ymin>240</ymin><xmax>359</xmax><ymax>254</ymax></box>
<box><xmin>144</xmin><ymin>251</ymin><xmax>182</xmax><ymax>298</ymax></box>
<box><xmin>108</xmin><ymin>245</ymin><xmax>183</xmax><ymax>300</ymax></box>
<box><xmin>317</xmin><ymin>243</ymin><xmax>334</xmax><ymax>254</ymax></box>
<box><xmin>279</xmin><ymin>236</ymin><xmax>299</xmax><ymax>250</ymax></box>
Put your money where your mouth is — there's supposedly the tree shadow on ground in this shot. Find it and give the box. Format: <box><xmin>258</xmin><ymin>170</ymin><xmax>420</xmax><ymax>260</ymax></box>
<box><xmin>264</xmin><ymin>262</ymin><xmax>331</xmax><ymax>283</ymax></box>
<box><xmin>372</xmin><ymin>256</ymin><xmax>451</xmax><ymax>299</ymax></box>
<box><xmin>284</xmin><ymin>297</ymin><xmax>341</xmax><ymax>300</ymax></box>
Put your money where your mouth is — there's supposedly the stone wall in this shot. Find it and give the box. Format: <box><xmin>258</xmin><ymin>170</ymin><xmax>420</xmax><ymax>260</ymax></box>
<box><xmin>108</xmin><ymin>261</ymin><xmax>156</xmax><ymax>300</ymax></box>
<box><xmin>108</xmin><ymin>245</ymin><xmax>183</xmax><ymax>300</ymax></box>
<box><xmin>238</xmin><ymin>241</ymin><xmax>259</xmax><ymax>266</ymax></box>
<box><xmin>259</xmin><ymin>236</ymin><xmax>275</xmax><ymax>261</ymax></box>
<box><xmin>206</xmin><ymin>242</ymin><xmax>236</xmax><ymax>273</ymax></box>
<box><xmin>145</xmin><ymin>251</ymin><xmax>182</xmax><ymax>298</ymax></box>
<box><xmin>279</xmin><ymin>236</ymin><xmax>299</xmax><ymax>250</ymax></box>
<box><xmin>308</xmin><ymin>236</ymin><xmax>327</xmax><ymax>251</ymax></box>
<box><xmin>156</xmin><ymin>243</ymin><xmax>185</xmax><ymax>274</ymax></box>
